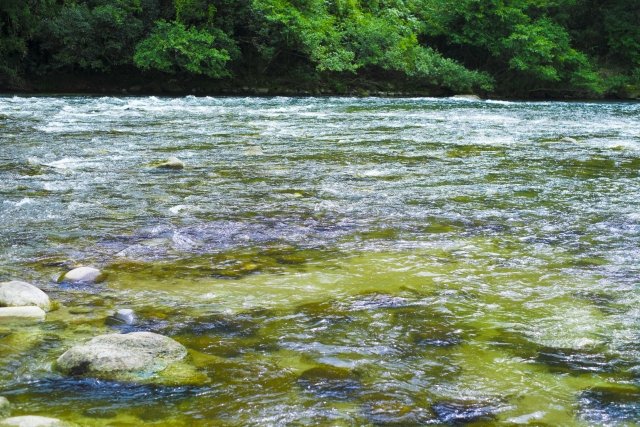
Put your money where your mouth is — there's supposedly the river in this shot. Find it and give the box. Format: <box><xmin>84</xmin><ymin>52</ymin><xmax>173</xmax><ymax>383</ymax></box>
<box><xmin>1</xmin><ymin>96</ymin><xmax>639</xmax><ymax>425</ymax></box>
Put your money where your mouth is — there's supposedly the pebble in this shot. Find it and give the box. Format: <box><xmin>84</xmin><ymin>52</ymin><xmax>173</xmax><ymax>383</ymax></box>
<box><xmin>61</xmin><ymin>267</ymin><xmax>102</xmax><ymax>284</ymax></box>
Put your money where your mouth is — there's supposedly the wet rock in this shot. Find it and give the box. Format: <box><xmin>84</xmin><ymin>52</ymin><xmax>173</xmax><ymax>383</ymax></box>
<box><xmin>536</xmin><ymin>346</ymin><xmax>613</xmax><ymax>374</ymax></box>
<box><xmin>349</xmin><ymin>293</ymin><xmax>410</xmax><ymax>311</ymax></box>
<box><xmin>431</xmin><ymin>399</ymin><xmax>500</xmax><ymax>424</ymax></box>
<box><xmin>112</xmin><ymin>309</ymin><xmax>136</xmax><ymax>325</ymax></box>
<box><xmin>452</xmin><ymin>94</ymin><xmax>481</xmax><ymax>100</ymax></box>
<box><xmin>490</xmin><ymin>329</ymin><xmax>540</xmax><ymax>359</ymax></box>
<box><xmin>0</xmin><ymin>281</ymin><xmax>50</xmax><ymax>311</ymax></box>
<box><xmin>297</xmin><ymin>365</ymin><xmax>361</xmax><ymax>400</ymax></box>
<box><xmin>361</xmin><ymin>393</ymin><xmax>434</xmax><ymax>425</ymax></box>
<box><xmin>56</xmin><ymin>332</ymin><xmax>187</xmax><ymax>379</ymax></box>
<box><xmin>579</xmin><ymin>384</ymin><xmax>640</xmax><ymax>424</ymax></box>
<box><xmin>0</xmin><ymin>417</ymin><xmax>69</xmax><ymax>427</ymax></box>
<box><xmin>0</xmin><ymin>396</ymin><xmax>9</xmax><ymax>418</ymax></box>
<box><xmin>410</xmin><ymin>329</ymin><xmax>463</xmax><ymax>348</ymax></box>
<box><xmin>155</xmin><ymin>157</ymin><xmax>185</xmax><ymax>170</ymax></box>
<box><xmin>244</xmin><ymin>145</ymin><xmax>264</xmax><ymax>156</ymax></box>
<box><xmin>170</xmin><ymin>312</ymin><xmax>260</xmax><ymax>338</ymax></box>
<box><xmin>60</xmin><ymin>267</ymin><xmax>103</xmax><ymax>284</ymax></box>
<box><xmin>491</xmin><ymin>329</ymin><xmax>618</xmax><ymax>375</ymax></box>
<box><xmin>394</xmin><ymin>305</ymin><xmax>466</xmax><ymax>349</ymax></box>
<box><xmin>0</xmin><ymin>306</ymin><xmax>46</xmax><ymax>322</ymax></box>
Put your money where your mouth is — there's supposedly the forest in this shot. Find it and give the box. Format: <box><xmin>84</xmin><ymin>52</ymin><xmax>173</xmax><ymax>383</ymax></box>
<box><xmin>1</xmin><ymin>0</ymin><xmax>639</xmax><ymax>98</ymax></box>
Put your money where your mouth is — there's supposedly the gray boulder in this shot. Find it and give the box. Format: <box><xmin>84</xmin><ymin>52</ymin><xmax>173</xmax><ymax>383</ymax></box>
<box><xmin>60</xmin><ymin>267</ymin><xmax>102</xmax><ymax>284</ymax></box>
<box><xmin>0</xmin><ymin>416</ymin><xmax>69</xmax><ymax>427</ymax></box>
<box><xmin>0</xmin><ymin>307</ymin><xmax>46</xmax><ymax>322</ymax></box>
<box><xmin>56</xmin><ymin>332</ymin><xmax>187</xmax><ymax>378</ymax></box>
<box><xmin>0</xmin><ymin>281</ymin><xmax>50</xmax><ymax>311</ymax></box>
<box><xmin>0</xmin><ymin>396</ymin><xmax>9</xmax><ymax>418</ymax></box>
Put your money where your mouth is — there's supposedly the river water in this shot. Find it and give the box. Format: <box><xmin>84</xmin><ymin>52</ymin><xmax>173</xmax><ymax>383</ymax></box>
<box><xmin>1</xmin><ymin>96</ymin><xmax>639</xmax><ymax>425</ymax></box>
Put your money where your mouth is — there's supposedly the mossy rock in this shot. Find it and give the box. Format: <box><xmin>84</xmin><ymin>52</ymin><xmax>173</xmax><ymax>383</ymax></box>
<box><xmin>55</xmin><ymin>332</ymin><xmax>206</xmax><ymax>384</ymax></box>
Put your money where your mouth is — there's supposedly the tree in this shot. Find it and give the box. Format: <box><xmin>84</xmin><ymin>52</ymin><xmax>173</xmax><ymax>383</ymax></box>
<box><xmin>0</xmin><ymin>0</ymin><xmax>54</xmax><ymax>85</ymax></box>
<box><xmin>38</xmin><ymin>0</ymin><xmax>144</xmax><ymax>71</ymax></box>
<box><xmin>134</xmin><ymin>20</ymin><xmax>232</xmax><ymax>77</ymax></box>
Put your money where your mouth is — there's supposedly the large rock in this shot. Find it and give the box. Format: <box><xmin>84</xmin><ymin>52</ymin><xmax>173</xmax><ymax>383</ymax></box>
<box><xmin>0</xmin><ymin>281</ymin><xmax>50</xmax><ymax>311</ymax></box>
<box><xmin>0</xmin><ymin>416</ymin><xmax>68</xmax><ymax>427</ymax></box>
<box><xmin>60</xmin><ymin>267</ymin><xmax>102</xmax><ymax>284</ymax></box>
<box><xmin>56</xmin><ymin>332</ymin><xmax>187</xmax><ymax>379</ymax></box>
<box><xmin>0</xmin><ymin>307</ymin><xmax>46</xmax><ymax>322</ymax></box>
<box><xmin>0</xmin><ymin>396</ymin><xmax>9</xmax><ymax>418</ymax></box>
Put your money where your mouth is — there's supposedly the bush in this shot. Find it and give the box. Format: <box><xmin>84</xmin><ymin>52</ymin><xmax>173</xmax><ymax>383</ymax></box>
<box><xmin>133</xmin><ymin>20</ymin><xmax>231</xmax><ymax>78</ymax></box>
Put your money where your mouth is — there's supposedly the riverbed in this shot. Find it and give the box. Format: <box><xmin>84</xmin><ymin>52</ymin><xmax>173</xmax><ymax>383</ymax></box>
<box><xmin>1</xmin><ymin>96</ymin><xmax>639</xmax><ymax>425</ymax></box>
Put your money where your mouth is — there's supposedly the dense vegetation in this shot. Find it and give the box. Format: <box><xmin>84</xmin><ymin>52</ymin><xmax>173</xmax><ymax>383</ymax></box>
<box><xmin>1</xmin><ymin>0</ymin><xmax>638</xmax><ymax>98</ymax></box>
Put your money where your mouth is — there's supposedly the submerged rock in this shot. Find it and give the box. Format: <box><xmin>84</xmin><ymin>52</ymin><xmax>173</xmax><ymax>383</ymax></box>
<box><xmin>56</xmin><ymin>332</ymin><xmax>187</xmax><ymax>379</ymax></box>
<box><xmin>0</xmin><ymin>306</ymin><xmax>46</xmax><ymax>322</ymax></box>
<box><xmin>579</xmin><ymin>384</ymin><xmax>640</xmax><ymax>424</ymax></box>
<box><xmin>536</xmin><ymin>346</ymin><xmax>612</xmax><ymax>374</ymax></box>
<box><xmin>0</xmin><ymin>416</ymin><xmax>69</xmax><ymax>427</ymax></box>
<box><xmin>113</xmin><ymin>309</ymin><xmax>136</xmax><ymax>325</ymax></box>
<box><xmin>361</xmin><ymin>393</ymin><xmax>434</xmax><ymax>425</ymax></box>
<box><xmin>0</xmin><ymin>396</ymin><xmax>9</xmax><ymax>418</ymax></box>
<box><xmin>431</xmin><ymin>399</ymin><xmax>501</xmax><ymax>424</ymax></box>
<box><xmin>297</xmin><ymin>365</ymin><xmax>361</xmax><ymax>400</ymax></box>
<box><xmin>60</xmin><ymin>267</ymin><xmax>103</xmax><ymax>284</ymax></box>
<box><xmin>155</xmin><ymin>157</ymin><xmax>185</xmax><ymax>170</ymax></box>
<box><xmin>0</xmin><ymin>281</ymin><xmax>50</xmax><ymax>311</ymax></box>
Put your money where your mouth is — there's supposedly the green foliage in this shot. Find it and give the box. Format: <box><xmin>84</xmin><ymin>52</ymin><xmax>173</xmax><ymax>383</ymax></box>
<box><xmin>504</xmin><ymin>18</ymin><xmax>601</xmax><ymax>91</ymax></box>
<box><xmin>421</xmin><ymin>0</ymin><xmax>605</xmax><ymax>94</ymax></box>
<box><xmin>134</xmin><ymin>20</ymin><xmax>231</xmax><ymax>77</ymax></box>
<box><xmin>0</xmin><ymin>0</ymin><xmax>54</xmax><ymax>84</ymax></box>
<box><xmin>174</xmin><ymin>0</ymin><xmax>216</xmax><ymax>25</ymax></box>
<box><xmin>0</xmin><ymin>0</ymin><xmax>637</xmax><ymax>97</ymax></box>
<box><xmin>250</xmin><ymin>0</ymin><xmax>492</xmax><ymax>92</ymax></box>
<box><xmin>39</xmin><ymin>0</ymin><xmax>144</xmax><ymax>71</ymax></box>
<box><xmin>602</xmin><ymin>0</ymin><xmax>640</xmax><ymax>67</ymax></box>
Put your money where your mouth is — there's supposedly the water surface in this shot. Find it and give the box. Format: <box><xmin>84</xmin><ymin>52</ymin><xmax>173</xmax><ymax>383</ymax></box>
<box><xmin>1</xmin><ymin>96</ymin><xmax>639</xmax><ymax>425</ymax></box>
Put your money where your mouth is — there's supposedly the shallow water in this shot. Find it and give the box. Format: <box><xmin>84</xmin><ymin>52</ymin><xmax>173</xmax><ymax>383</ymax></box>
<box><xmin>1</xmin><ymin>95</ymin><xmax>640</xmax><ymax>425</ymax></box>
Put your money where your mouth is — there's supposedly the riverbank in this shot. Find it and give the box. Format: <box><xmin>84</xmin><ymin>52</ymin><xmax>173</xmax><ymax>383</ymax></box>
<box><xmin>4</xmin><ymin>70</ymin><xmax>639</xmax><ymax>100</ymax></box>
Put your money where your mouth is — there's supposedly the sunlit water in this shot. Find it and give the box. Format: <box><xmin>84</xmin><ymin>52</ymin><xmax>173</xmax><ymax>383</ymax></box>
<box><xmin>1</xmin><ymin>96</ymin><xmax>640</xmax><ymax>426</ymax></box>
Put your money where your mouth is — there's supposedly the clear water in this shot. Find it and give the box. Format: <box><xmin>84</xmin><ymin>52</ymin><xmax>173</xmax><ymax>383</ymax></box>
<box><xmin>1</xmin><ymin>95</ymin><xmax>639</xmax><ymax>426</ymax></box>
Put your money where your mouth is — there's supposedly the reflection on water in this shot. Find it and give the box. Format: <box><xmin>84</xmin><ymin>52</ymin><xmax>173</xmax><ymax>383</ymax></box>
<box><xmin>1</xmin><ymin>96</ymin><xmax>640</xmax><ymax>425</ymax></box>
